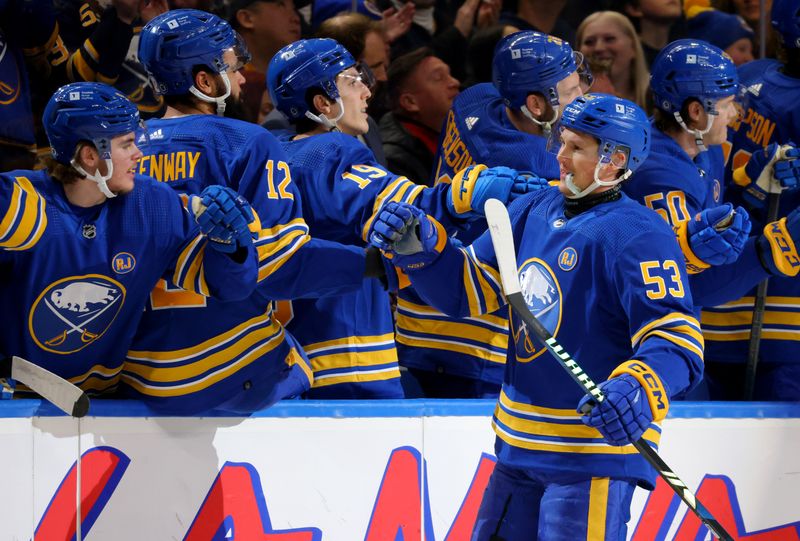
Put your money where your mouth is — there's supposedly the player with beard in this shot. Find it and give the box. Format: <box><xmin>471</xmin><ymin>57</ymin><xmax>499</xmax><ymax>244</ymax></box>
<box><xmin>124</xmin><ymin>10</ymin><xmax>388</xmax><ymax>414</ymax></box>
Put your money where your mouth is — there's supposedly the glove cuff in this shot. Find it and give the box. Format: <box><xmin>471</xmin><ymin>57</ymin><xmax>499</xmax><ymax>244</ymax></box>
<box><xmin>449</xmin><ymin>164</ymin><xmax>488</xmax><ymax>216</ymax></box>
<box><xmin>732</xmin><ymin>165</ymin><xmax>752</xmax><ymax>188</ymax></box>
<box><xmin>609</xmin><ymin>360</ymin><xmax>670</xmax><ymax>422</ymax></box>
<box><xmin>674</xmin><ymin>220</ymin><xmax>710</xmax><ymax>274</ymax></box>
<box><xmin>761</xmin><ymin>218</ymin><xmax>800</xmax><ymax>277</ymax></box>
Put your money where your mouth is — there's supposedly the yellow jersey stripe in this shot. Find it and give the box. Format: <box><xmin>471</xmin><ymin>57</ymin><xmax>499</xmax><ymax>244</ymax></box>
<box><xmin>631</xmin><ymin>313</ymin><xmax>700</xmax><ymax>347</ymax></box>
<box><xmin>492</xmin><ymin>421</ymin><xmax>661</xmax><ymax>454</ymax></box>
<box><xmin>644</xmin><ymin>329</ymin><xmax>704</xmax><ymax>360</ymax></box>
<box><xmin>256</xmin><ymin>228</ymin><xmax>307</xmax><ymax>263</ymax></box>
<box><xmin>122</xmin><ymin>327</ymin><xmax>287</xmax><ymax>396</ymax></box>
<box><xmin>310</xmin><ymin>348</ymin><xmax>398</xmax><ymax>372</ymax></box>
<box><xmin>587</xmin><ymin>478</ymin><xmax>610</xmax><ymax>541</ymax></box>
<box><xmin>396</xmin><ymin>313</ymin><xmax>508</xmax><ymax>349</ymax></box>
<box><xmin>361</xmin><ymin>178</ymin><xmax>414</xmax><ymax>241</ymax></box>
<box><xmin>396</xmin><ymin>331</ymin><xmax>507</xmax><ymax>363</ymax></box>
<box><xmin>127</xmin><ymin>312</ymin><xmax>277</xmax><ymax>361</ymax></box>
<box><xmin>256</xmin><ymin>217</ymin><xmax>307</xmax><ymax>242</ymax></box>
<box><xmin>303</xmin><ymin>333</ymin><xmax>395</xmax><ymax>354</ymax></box>
<box><xmin>397</xmin><ymin>298</ymin><xmax>508</xmax><ymax>329</ymax></box>
<box><xmin>1</xmin><ymin>176</ymin><xmax>47</xmax><ymax>249</ymax></box>
<box><xmin>499</xmin><ymin>388</ymin><xmax>581</xmax><ymax>418</ymax></box>
<box><xmin>258</xmin><ymin>233</ymin><xmax>310</xmax><ymax>281</ymax></box>
<box><xmin>494</xmin><ymin>404</ymin><xmax>604</xmax><ymax>438</ymax></box>
<box><xmin>312</xmin><ymin>367</ymin><xmax>402</xmax><ymax>388</ymax></box>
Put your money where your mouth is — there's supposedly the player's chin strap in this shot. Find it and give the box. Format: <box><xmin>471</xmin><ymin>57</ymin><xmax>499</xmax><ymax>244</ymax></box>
<box><xmin>305</xmin><ymin>97</ymin><xmax>345</xmax><ymax>132</ymax></box>
<box><xmin>70</xmin><ymin>157</ymin><xmax>117</xmax><ymax>199</ymax></box>
<box><xmin>189</xmin><ymin>71</ymin><xmax>231</xmax><ymax>116</ymax></box>
<box><xmin>521</xmin><ymin>104</ymin><xmax>559</xmax><ymax>138</ymax></box>
<box><xmin>564</xmin><ymin>161</ymin><xmax>631</xmax><ymax>200</ymax></box>
<box><xmin>674</xmin><ymin>111</ymin><xmax>714</xmax><ymax>152</ymax></box>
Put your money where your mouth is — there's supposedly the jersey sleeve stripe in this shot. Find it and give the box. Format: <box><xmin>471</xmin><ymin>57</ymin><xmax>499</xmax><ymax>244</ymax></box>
<box><xmin>642</xmin><ymin>329</ymin><xmax>704</xmax><ymax>360</ymax></box>
<box><xmin>630</xmin><ymin>312</ymin><xmax>701</xmax><ymax>348</ymax></box>
<box><xmin>172</xmin><ymin>234</ymin><xmax>205</xmax><ymax>290</ymax></box>
<box><xmin>360</xmin><ymin>178</ymin><xmax>416</xmax><ymax>241</ymax></box>
<box><xmin>0</xmin><ymin>176</ymin><xmax>48</xmax><ymax>250</ymax></box>
<box><xmin>257</xmin><ymin>233</ymin><xmax>311</xmax><ymax>281</ymax></box>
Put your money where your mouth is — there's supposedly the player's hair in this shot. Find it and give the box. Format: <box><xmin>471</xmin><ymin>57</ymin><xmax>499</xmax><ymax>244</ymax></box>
<box><xmin>39</xmin><ymin>151</ymin><xmax>87</xmax><ymax>185</ymax></box>
<box><xmin>652</xmin><ymin>98</ymin><xmax>698</xmax><ymax>133</ymax></box>
<box><xmin>316</xmin><ymin>12</ymin><xmax>382</xmax><ymax>59</ymax></box>
<box><xmin>294</xmin><ymin>88</ymin><xmax>332</xmax><ymax>134</ymax></box>
<box><xmin>387</xmin><ymin>47</ymin><xmax>436</xmax><ymax>112</ymax></box>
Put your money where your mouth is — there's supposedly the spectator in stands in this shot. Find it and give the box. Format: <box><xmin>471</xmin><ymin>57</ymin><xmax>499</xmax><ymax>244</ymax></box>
<box><xmin>317</xmin><ymin>12</ymin><xmax>392</xmax><ymax>118</ymax></box>
<box><xmin>230</xmin><ymin>0</ymin><xmax>302</xmax><ymax>122</ymax></box>
<box><xmin>389</xmin><ymin>0</ymin><xmax>500</xmax><ymax>82</ymax></box>
<box><xmin>621</xmin><ymin>0</ymin><xmax>686</xmax><ymax>65</ymax></box>
<box><xmin>684</xmin><ymin>0</ymin><xmax>755</xmax><ymax>65</ymax></box>
<box><xmin>577</xmin><ymin>11</ymin><xmax>651</xmax><ymax>110</ymax></box>
<box><xmin>379</xmin><ymin>48</ymin><xmax>460</xmax><ymax>185</ymax></box>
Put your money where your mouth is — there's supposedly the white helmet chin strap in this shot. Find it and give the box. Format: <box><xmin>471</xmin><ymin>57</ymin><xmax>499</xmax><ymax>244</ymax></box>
<box><xmin>70</xmin><ymin>157</ymin><xmax>117</xmax><ymax>199</ymax></box>
<box><xmin>564</xmin><ymin>161</ymin><xmax>631</xmax><ymax>200</ymax></box>
<box><xmin>674</xmin><ymin>111</ymin><xmax>714</xmax><ymax>152</ymax></box>
<box><xmin>189</xmin><ymin>70</ymin><xmax>231</xmax><ymax>116</ymax></box>
<box><xmin>521</xmin><ymin>104</ymin><xmax>559</xmax><ymax>137</ymax></box>
<box><xmin>305</xmin><ymin>97</ymin><xmax>345</xmax><ymax>132</ymax></box>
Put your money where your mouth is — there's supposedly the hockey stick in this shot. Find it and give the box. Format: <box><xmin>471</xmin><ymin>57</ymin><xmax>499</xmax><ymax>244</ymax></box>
<box><xmin>484</xmin><ymin>198</ymin><xmax>733</xmax><ymax>541</ymax></box>
<box><xmin>1</xmin><ymin>356</ymin><xmax>90</xmax><ymax>417</ymax></box>
<box><xmin>744</xmin><ymin>190</ymin><xmax>780</xmax><ymax>400</ymax></box>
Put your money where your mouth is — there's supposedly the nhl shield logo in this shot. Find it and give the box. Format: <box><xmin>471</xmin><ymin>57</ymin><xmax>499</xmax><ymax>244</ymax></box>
<box><xmin>512</xmin><ymin>258</ymin><xmax>562</xmax><ymax>362</ymax></box>
<box><xmin>29</xmin><ymin>274</ymin><xmax>126</xmax><ymax>354</ymax></box>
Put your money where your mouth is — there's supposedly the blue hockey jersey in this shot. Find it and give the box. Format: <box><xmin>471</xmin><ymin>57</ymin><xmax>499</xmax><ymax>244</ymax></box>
<box><xmin>125</xmin><ymin>116</ymin><xmax>369</xmax><ymax>413</ymax></box>
<box><xmin>0</xmin><ymin>171</ymin><xmax>256</xmax><ymax>393</ymax></box>
<box><xmin>701</xmin><ymin>59</ymin><xmax>800</xmax><ymax>365</ymax></box>
<box><xmin>397</xmin><ymin>83</ymin><xmax>561</xmax><ymax>387</ymax></box>
<box><xmin>623</xmin><ymin>126</ymin><xmax>724</xmax><ymax>227</ymax></box>
<box><xmin>279</xmin><ymin>131</ymin><xmax>464</xmax><ymax>398</ymax></box>
<box><xmin>405</xmin><ymin>189</ymin><xmax>703</xmax><ymax>487</ymax></box>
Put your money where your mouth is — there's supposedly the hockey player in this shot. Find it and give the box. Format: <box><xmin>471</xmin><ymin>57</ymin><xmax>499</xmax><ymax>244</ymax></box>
<box><xmin>397</xmin><ymin>31</ymin><xmax>588</xmax><ymax>398</ymax></box>
<box><xmin>622</xmin><ymin>39</ymin><xmax>754</xmax><ymax>279</ymax></box>
<box><xmin>125</xmin><ymin>11</ymin><xmax>385</xmax><ymax>414</ymax></box>
<box><xmin>699</xmin><ymin>0</ymin><xmax>800</xmax><ymax>400</ymax></box>
<box><xmin>0</xmin><ymin>82</ymin><xmax>258</xmax><ymax>394</ymax></box>
<box><xmin>370</xmin><ymin>93</ymin><xmax>703</xmax><ymax>540</ymax></box>
<box><xmin>267</xmin><ymin>38</ymin><xmax>546</xmax><ymax>398</ymax></box>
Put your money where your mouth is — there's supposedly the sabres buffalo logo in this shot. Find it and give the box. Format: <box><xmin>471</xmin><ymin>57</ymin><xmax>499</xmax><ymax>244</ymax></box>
<box><xmin>29</xmin><ymin>274</ymin><xmax>126</xmax><ymax>354</ymax></box>
<box><xmin>512</xmin><ymin>258</ymin><xmax>562</xmax><ymax>362</ymax></box>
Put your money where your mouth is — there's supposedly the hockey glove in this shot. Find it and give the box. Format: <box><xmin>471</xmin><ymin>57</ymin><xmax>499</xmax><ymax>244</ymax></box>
<box><xmin>510</xmin><ymin>170</ymin><xmax>552</xmax><ymax>200</ymax></box>
<box><xmin>369</xmin><ymin>202</ymin><xmax>447</xmax><ymax>271</ymax></box>
<box><xmin>757</xmin><ymin>206</ymin><xmax>800</xmax><ymax>277</ymax></box>
<box><xmin>191</xmin><ymin>185</ymin><xmax>257</xmax><ymax>253</ymax></box>
<box><xmin>577</xmin><ymin>361</ymin><xmax>669</xmax><ymax>446</ymax></box>
<box><xmin>675</xmin><ymin>203</ymin><xmax>751</xmax><ymax>273</ymax></box>
<box><xmin>734</xmin><ymin>143</ymin><xmax>800</xmax><ymax>209</ymax></box>
<box><xmin>447</xmin><ymin>165</ymin><xmax>547</xmax><ymax>219</ymax></box>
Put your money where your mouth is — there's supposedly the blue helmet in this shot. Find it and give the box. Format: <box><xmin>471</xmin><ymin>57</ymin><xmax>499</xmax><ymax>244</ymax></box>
<box><xmin>43</xmin><ymin>82</ymin><xmax>141</xmax><ymax>164</ymax></box>
<box><xmin>772</xmin><ymin>0</ymin><xmax>800</xmax><ymax>49</ymax></box>
<box><xmin>267</xmin><ymin>38</ymin><xmax>355</xmax><ymax>122</ymax></box>
<box><xmin>492</xmin><ymin>31</ymin><xmax>580</xmax><ymax>109</ymax></box>
<box><xmin>650</xmin><ymin>39</ymin><xmax>738</xmax><ymax>114</ymax></box>
<box><xmin>138</xmin><ymin>9</ymin><xmax>250</xmax><ymax>96</ymax></box>
<box><xmin>560</xmin><ymin>94</ymin><xmax>651</xmax><ymax>174</ymax></box>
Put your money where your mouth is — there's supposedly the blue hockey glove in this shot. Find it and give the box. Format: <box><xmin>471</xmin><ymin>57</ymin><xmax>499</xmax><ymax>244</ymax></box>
<box><xmin>757</xmin><ymin>206</ymin><xmax>800</xmax><ymax>277</ymax></box>
<box><xmin>448</xmin><ymin>165</ymin><xmax>516</xmax><ymax>219</ymax></box>
<box><xmin>734</xmin><ymin>143</ymin><xmax>800</xmax><ymax>209</ymax></box>
<box><xmin>369</xmin><ymin>202</ymin><xmax>446</xmax><ymax>270</ymax></box>
<box><xmin>675</xmin><ymin>203</ymin><xmax>751</xmax><ymax>273</ymax></box>
<box><xmin>510</xmin><ymin>171</ymin><xmax>551</xmax><ymax>200</ymax></box>
<box><xmin>578</xmin><ymin>374</ymin><xmax>653</xmax><ymax>446</ymax></box>
<box><xmin>191</xmin><ymin>185</ymin><xmax>257</xmax><ymax>253</ymax></box>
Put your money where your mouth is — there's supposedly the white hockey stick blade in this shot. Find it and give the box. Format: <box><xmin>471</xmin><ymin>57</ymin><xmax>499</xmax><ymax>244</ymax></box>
<box><xmin>484</xmin><ymin>199</ymin><xmax>521</xmax><ymax>296</ymax></box>
<box><xmin>11</xmin><ymin>357</ymin><xmax>89</xmax><ymax>417</ymax></box>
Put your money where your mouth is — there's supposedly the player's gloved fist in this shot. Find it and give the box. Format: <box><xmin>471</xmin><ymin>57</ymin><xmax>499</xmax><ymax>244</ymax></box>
<box><xmin>757</xmin><ymin>206</ymin><xmax>800</xmax><ymax>277</ymax></box>
<box><xmin>448</xmin><ymin>164</ymin><xmax>517</xmax><ymax>219</ymax></box>
<box><xmin>676</xmin><ymin>203</ymin><xmax>751</xmax><ymax>273</ymax></box>
<box><xmin>191</xmin><ymin>185</ymin><xmax>257</xmax><ymax>253</ymax></box>
<box><xmin>369</xmin><ymin>202</ymin><xmax>446</xmax><ymax>270</ymax></box>
<box><xmin>735</xmin><ymin>143</ymin><xmax>800</xmax><ymax>208</ymax></box>
<box><xmin>577</xmin><ymin>374</ymin><xmax>653</xmax><ymax>446</ymax></box>
<box><xmin>509</xmin><ymin>170</ymin><xmax>551</xmax><ymax>200</ymax></box>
